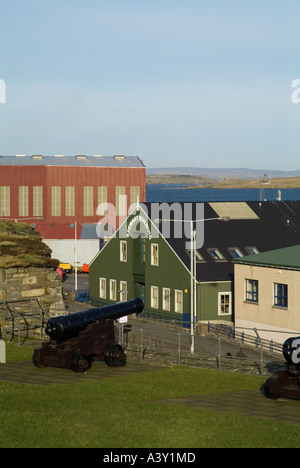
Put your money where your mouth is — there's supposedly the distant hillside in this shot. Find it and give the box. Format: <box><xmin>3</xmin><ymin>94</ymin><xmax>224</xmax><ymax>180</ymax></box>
<box><xmin>146</xmin><ymin>173</ymin><xmax>300</xmax><ymax>189</ymax></box>
<box><xmin>147</xmin><ymin>167</ymin><xmax>300</xmax><ymax>180</ymax></box>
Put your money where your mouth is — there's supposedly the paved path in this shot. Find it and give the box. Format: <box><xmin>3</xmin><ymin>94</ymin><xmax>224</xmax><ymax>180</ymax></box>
<box><xmin>0</xmin><ymin>360</ymin><xmax>161</xmax><ymax>386</ymax></box>
<box><xmin>160</xmin><ymin>389</ymin><xmax>300</xmax><ymax>426</ymax></box>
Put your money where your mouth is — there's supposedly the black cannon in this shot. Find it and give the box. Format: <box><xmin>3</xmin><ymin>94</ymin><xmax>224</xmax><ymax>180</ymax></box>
<box><xmin>264</xmin><ymin>336</ymin><xmax>300</xmax><ymax>400</ymax></box>
<box><xmin>33</xmin><ymin>298</ymin><xmax>144</xmax><ymax>372</ymax></box>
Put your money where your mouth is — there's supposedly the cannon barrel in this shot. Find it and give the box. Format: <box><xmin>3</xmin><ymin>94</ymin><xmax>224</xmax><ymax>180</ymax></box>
<box><xmin>45</xmin><ymin>297</ymin><xmax>144</xmax><ymax>342</ymax></box>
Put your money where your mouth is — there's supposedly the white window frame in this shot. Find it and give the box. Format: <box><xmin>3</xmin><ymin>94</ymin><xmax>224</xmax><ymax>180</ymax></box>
<box><xmin>162</xmin><ymin>288</ymin><xmax>171</xmax><ymax>311</ymax></box>
<box><xmin>120</xmin><ymin>281</ymin><xmax>128</xmax><ymax>302</ymax></box>
<box><xmin>110</xmin><ymin>279</ymin><xmax>117</xmax><ymax>301</ymax></box>
<box><xmin>218</xmin><ymin>292</ymin><xmax>232</xmax><ymax>316</ymax></box>
<box><xmin>151</xmin><ymin>286</ymin><xmax>159</xmax><ymax>309</ymax></box>
<box><xmin>120</xmin><ymin>240</ymin><xmax>127</xmax><ymax>262</ymax></box>
<box><xmin>175</xmin><ymin>289</ymin><xmax>183</xmax><ymax>314</ymax></box>
<box><xmin>151</xmin><ymin>244</ymin><xmax>159</xmax><ymax>266</ymax></box>
<box><xmin>99</xmin><ymin>277</ymin><xmax>107</xmax><ymax>299</ymax></box>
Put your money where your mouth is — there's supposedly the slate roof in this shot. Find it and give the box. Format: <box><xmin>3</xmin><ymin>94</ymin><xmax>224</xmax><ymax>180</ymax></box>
<box><xmin>34</xmin><ymin>223</ymin><xmax>100</xmax><ymax>239</ymax></box>
<box><xmin>142</xmin><ymin>201</ymin><xmax>300</xmax><ymax>282</ymax></box>
<box><xmin>234</xmin><ymin>244</ymin><xmax>300</xmax><ymax>271</ymax></box>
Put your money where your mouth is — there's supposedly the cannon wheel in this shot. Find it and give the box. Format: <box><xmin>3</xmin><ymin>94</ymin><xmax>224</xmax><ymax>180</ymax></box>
<box><xmin>32</xmin><ymin>349</ymin><xmax>46</xmax><ymax>368</ymax></box>
<box><xmin>263</xmin><ymin>378</ymin><xmax>278</xmax><ymax>400</ymax></box>
<box><xmin>104</xmin><ymin>344</ymin><xmax>126</xmax><ymax>367</ymax></box>
<box><xmin>70</xmin><ymin>354</ymin><xmax>91</xmax><ymax>373</ymax></box>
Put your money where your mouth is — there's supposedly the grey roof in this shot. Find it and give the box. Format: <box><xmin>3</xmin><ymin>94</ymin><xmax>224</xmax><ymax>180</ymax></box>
<box><xmin>0</xmin><ymin>155</ymin><xmax>145</xmax><ymax>168</ymax></box>
<box><xmin>80</xmin><ymin>224</ymin><xmax>101</xmax><ymax>240</ymax></box>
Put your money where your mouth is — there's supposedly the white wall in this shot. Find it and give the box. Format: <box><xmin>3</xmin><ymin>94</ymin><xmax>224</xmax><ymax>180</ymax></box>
<box><xmin>44</xmin><ymin>239</ymin><xmax>101</xmax><ymax>267</ymax></box>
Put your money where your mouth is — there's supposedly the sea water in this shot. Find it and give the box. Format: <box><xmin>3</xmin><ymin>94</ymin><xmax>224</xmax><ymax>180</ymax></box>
<box><xmin>146</xmin><ymin>184</ymin><xmax>300</xmax><ymax>203</ymax></box>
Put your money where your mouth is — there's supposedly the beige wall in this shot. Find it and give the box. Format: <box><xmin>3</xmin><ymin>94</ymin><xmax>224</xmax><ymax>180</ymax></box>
<box><xmin>234</xmin><ymin>263</ymin><xmax>300</xmax><ymax>344</ymax></box>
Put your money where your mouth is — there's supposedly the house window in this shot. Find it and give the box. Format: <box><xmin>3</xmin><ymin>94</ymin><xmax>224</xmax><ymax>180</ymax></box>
<box><xmin>218</xmin><ymin>293</ymin><xmax>232</xmax><ymax>315</ymax></box>
<box><xmin>246</xmin><ymin>247</ymin><xmax>259</xmax><ymax>255</ymax></box>
<box><xmin>228</xmin><ymin>248</ymin><xmax>243</xmax><ymax>259</ymax></box>
<box><xmin>99</xmin><ymin>278</ymin><xmax>107</xmax><ymax>299</ymax></box>
<box><xmin>0</xmin><ymin>186</ymin><xmax>10</xmax><ymax>216</ymax></box>
<box><xmin>33</xmin><ymin>186</ymin><xmax>43</xmax><ymax>216</ymax></box>
<box><xmin>151</xmin><ymin>244</ymin><xmax>159</xmax><ymax>266</ymax></box>
<box><xmin>162</xmin><ymin>288</ymin><xmax>170</xmax><ymax>311</ymax></box>
<box><xmin>120</xmin><ymin>281</ymin><xmax>127</xmax><ymax>302</ymax></box>
<box><xmin>51</xmin><ymin>186</ymin><xmax>61</xmax><ymax>216</ymax></box>
<box><xmin>175</xmin><ymin>290</ymin><xmax>183</xmax><ymax>314</ymax></box>
<box><xmin>274</xmin><ymin>283</ymin><xmax>288</xmax><ymax>308</ymax></box>
<box><xmin>110</xmin><ymin>279</ymin><xmax>117</xmax><ymax>301</ymax></box>
<box><xmin>19</xmin><ymin>186</ymin><xmax>29</xmax><ymax>217</ymax></box>
<box><xmin>207</xmin><ymin>248</ymin><xmax>226</xmax><ymax>261</ymax></box>
<box><xmin>151</xmin><ymin>286</ymin><xmax>159</xmax><ymax>309</ymax></box>
<box><xmin>83</xmin><ymin>186</ymin><xmax>93</xmax><ymax>216</ymax></box>
<box><xmin>65</xmin><ymin>186</ymin><xmax>75</xmax><ymax>216</ymax></box>
<box><xmin>246</xmin><ymin>279</ymin><xmax>259</xmax><ymax>303</ymax></box>
<box><xmin>142</xmin><ymin>238</ymin><xmax>146</xmax><ymax>263</ymax></box>
<box><xmin>120</xmin><ymin>241</ymin><xmax>127</xmax><ymax>262</ymax></box>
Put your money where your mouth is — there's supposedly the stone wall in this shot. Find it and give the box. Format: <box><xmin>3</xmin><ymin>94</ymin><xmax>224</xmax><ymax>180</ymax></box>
<box><xmin>0</xmin><ymin>267</ymin><xmax>65</xmax><ymax>339</ymax></box>
<box><xmin>0</xmin><ymin>267</ymin><xmax>64</xmax><ymax>309</ymax></box>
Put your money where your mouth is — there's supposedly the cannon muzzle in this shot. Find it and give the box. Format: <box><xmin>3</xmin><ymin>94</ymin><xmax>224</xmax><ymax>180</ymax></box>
<box><xmin>45</xmin><ymin>297</ymin><xmax>144</xmax><ymax>342</ymax></box>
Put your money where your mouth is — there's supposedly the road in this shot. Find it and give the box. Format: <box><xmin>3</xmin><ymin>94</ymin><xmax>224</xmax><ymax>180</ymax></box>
<box><xmin>62</xmin><ymin>272</ymin><xmax>89</xmax><ymax>291</ymax></box>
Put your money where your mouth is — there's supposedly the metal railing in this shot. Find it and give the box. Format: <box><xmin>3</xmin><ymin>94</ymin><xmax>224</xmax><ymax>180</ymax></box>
<box><xmin>207</xmin><ymin>322</ymin><xmax>283</xmax><ymax>355</ymax></box>
<box><xmin>119</xmin><ymin>323</ymin><xmax>284</xmax><ymax>377</ymax></box>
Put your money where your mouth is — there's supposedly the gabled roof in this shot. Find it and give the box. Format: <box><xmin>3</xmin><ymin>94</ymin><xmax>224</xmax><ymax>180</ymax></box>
<box><xmin>142</xmin><ymin>200</ymin><xmax>300</xmax><ymax>282</ymax></box>
<box><xmin>234</xmin><ymin>244</ymin><xmax>300</xmax><ymax>271</ymax></box>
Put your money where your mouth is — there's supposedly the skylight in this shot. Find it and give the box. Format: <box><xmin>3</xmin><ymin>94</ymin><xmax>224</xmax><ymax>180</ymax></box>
<box><xmin>228</xmin><ymin>248</ymin><xmax>243</xmax><ymax>259</ymax></box>
<box><xmin>207</xmin><ymin>248</ymin><xmax>226</xmax><ymax>261</ymax></box>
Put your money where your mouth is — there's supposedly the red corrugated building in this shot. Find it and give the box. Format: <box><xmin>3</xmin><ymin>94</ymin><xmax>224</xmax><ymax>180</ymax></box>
<box><xmin>0</xmin><ymin>155</ymin><xmax>146</xmax><ymax>237</ymax></box>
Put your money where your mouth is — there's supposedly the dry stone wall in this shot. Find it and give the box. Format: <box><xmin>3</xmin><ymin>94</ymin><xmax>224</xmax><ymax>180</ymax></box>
<box><xmin>0</xmin><ymin>267</ymin><xmax>65</xmax><ymax>327</ymax></box>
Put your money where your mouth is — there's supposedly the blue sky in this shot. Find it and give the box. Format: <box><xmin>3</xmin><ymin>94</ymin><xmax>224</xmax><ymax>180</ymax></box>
<box><xmin>0</xmin><ymin>0</ymin><xmax>299</xmax><ymax>170</ymax></box>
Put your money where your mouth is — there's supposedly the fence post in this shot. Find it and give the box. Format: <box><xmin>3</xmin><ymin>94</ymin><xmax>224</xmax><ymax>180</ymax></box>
<box><xmin>253</xmin><ymin>328</ymin><xmax>264</xmax><ymax>376</ymax></box>
<box><xmin>0</xmin><ymin>340</ymin><xmax>6</xmax><ymax>363</ymax></box>
<box><xmin>178</xmin><ymin>332</ymin><xmax>181</xmax><ymax>365</ymax></box>
<box><xmin>217</xmin><ymin>337</ymin><xmax>221</xmax><ymax>371</ymax></box>
<box><xmin>140</xmin><ymin>329</ymin><xmax>143</xmax><ymax>362</ymax></box>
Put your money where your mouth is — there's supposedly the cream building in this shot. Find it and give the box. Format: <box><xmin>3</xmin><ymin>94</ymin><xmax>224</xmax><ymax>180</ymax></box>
<box><xmin>234</xmin><ymin>245</ymin><xmax>300</xmax><ymax>344</ymax></box>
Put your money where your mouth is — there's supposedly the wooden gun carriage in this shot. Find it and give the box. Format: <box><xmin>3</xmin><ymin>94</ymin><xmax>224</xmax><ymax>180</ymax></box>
<box><xmin>33</xmin><ymin>298</ymin><xmax>143</xmax><ymax>372</ymax></box>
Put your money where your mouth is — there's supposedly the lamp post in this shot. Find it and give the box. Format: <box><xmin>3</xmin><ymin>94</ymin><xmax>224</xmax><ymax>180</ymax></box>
<box><xmin>156</xmin><ymin>216</ymin><xmax>230</xmax><ymax>354</ymax></box>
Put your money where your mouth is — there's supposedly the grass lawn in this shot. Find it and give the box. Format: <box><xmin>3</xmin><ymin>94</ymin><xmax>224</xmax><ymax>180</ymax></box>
<box><xmin>1</xmin><ymin>343</ymin><xmax>300</xmax><ymax>448</ymax></box>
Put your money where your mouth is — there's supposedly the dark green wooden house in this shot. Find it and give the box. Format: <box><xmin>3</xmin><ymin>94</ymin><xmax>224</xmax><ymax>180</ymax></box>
<box><xmin>89</xmin><ymin>200</ymin><xmax>300</xmax><ymax>326</ymax></box>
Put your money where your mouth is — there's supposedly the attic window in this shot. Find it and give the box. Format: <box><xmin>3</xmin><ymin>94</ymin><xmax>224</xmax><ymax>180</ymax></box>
<box><xmin>186</xmin><ymin>249</ymin><xmax>205</xmax><ymax>263</ymax></box>
<box><xmin>246</xmin><ymin>247</ymin><xmax>259</xmax><ymax>255</ymax></box>
<box><xmin>207</xmin><ymin>248</ymin><xmax>226</xmax><ymax>262</ymax></box>
<box><xmin>228</xmin><ymin>248</ymin><xmax>243</xmax><ymax>259</ymax></box>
